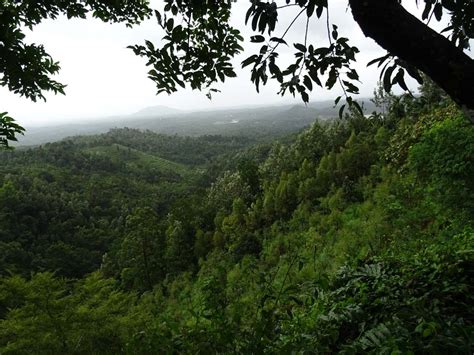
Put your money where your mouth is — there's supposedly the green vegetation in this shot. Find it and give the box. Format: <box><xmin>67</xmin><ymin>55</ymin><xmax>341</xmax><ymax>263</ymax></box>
<box><xmin>0</xmin><ymin>90</ymin><xmax>473</xmax><ymax>353</ymax></box>
<box><xmin>0</xmin><ymin>129</ymin><xmax>251</xmax><ymax>278</ymax></box>
<box><xmin>1</xmin><ymin>0</ymin><xmax>472</xmax><ymax>351</ymax></box>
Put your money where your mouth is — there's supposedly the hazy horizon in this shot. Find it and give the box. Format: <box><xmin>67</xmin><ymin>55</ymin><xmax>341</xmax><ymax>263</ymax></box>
<box><xmin>0</xmin><ymin>1</ymin><xmax>456</xmax><ymax>128</ymax></box>
<box><xmin>20</xmin><ymin>97</ymin><xmax>353</xmax><ymax>128</ymax></box>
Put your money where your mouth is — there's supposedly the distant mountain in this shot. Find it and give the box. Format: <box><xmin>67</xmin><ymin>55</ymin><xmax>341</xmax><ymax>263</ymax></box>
<box><xmin>15</xmin><ymin>98</ymin><xmax>379</xmax><ymax>147</ymax></box>
<box><xmin>132</xmin><ymin>105</ymin><xmax>182</xmax><ymax>117</ymax></box>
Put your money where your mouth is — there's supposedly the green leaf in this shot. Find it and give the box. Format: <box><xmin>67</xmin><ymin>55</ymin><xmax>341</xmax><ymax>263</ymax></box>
<box><xmin>245</xmin><ymin>5</ymin><xmax>254</xmax><ymax>25</ymax></box>
<box><xmin>442</xmin><ymin>0</ymin><xmax>455</xmax><ymax>11</ymax></box>
<box><xmin>307</xmin><ymin>2</ymin><xmax>316</xmax><ymax>17</ymax></box>
<box><xmin>326</xmin><ymin>68</ymin><xmax>337</xmax><ymax>89</ymax></box>
<box><xmin>422</xmin><ymin>1</ymin><xmax>433</xmax><ymax>20</ymax></box>
<box><xmin>303</xmin><ymin>75</ymin><xmax>313</xmax><ymax>91</ymax></box>
<box><xmin>338</xmin><ymin>104</ymin><xmax>345</xmax><ymax>119</ymax></box>
<box><xmin>398</xmin><ymin>60</ymin><xmax>423</xmax><ymax>85</ymax></box>
<box><xmin>393</xmin><ymin>68</ymin><xmax>409</xmax><ymax>92</ymax></box>
<box><xmin>383</xmin><ymin>65</ymin><xmax>396</xmax><ymax>92</ymax></box>
<box><xmin>270</xmin><ymin>37</ymin><xmax>288</xmax><ymax>45</ymax></box>
<box><xmin>294</xmin><ymin>43</ymin><xmax>307</xmax><ymax>52</ymax></box>
<box><xmin>316</xmin><ymin>5</ymin><xmax>324</xmax><ymax>18</ymax></box>
<box><xmin>166</xmin><ymin>18</ymin><xmax>174</xmax><ymax>32</ymax></box>
<box><xmin>250</xmin><ymin>35</ymin><xmax>265</xmax><ymax>43</ymax></box>
<box><xmin>367</xmin><ymin>53</ymin><xmax>391</xmax><ymax>67</ymax></box>
<box><xmin>224</xmin><ymin>69</ymin><xmax>237</xmax><ymax>78</ymax></box>
<box><xmin>269</xmin><ymin>62</ymin><xmax>283</xmax><ymax>82</ymax></box>
<box><xmin>331</xmin><ymin>24</ymin><xmax>338</xmax><ymax>40</ymax></box>
<box><xmin>343</xmin><ymin>80</ymin><xmax>359</xmax><ymax>94</ymax></box>
<box><xmin>154</xmin><ymin>10</ymin><xmax>162</xmax><ymax>27</ymax></box>
<box><xmin>242</xmin><ymin>55</ymin><xmax>258</xmax><ymax>68</ymax></box>
<box><xmin>301</xmin><ymin>90</ymin><xmax>309</xmax><ymax>103</ymax></box>
<box><xmin>434</xmin><ymin>3</ymin><xmax>443</xmax><ymax>21</ymax></box>
<box><xmin>347</xmin><ymin>69</ymin><xmax>359</xmax><ymax>81</ymax></box>
<box><xmin>351</xmin><ymin>99</ymin><xmax>363</xmax><ymax>115</ymax></box>
<box><xmin>423</xmin><ymin>328</ymin><xmax>432</xmax><ymax>337</ymax></box>
<box><xmin>251</xmin><ymin>8</ymin><xmax>261</xmax><ymax>31</ymax></box>
<box><xmin>309</xmin><ymin>70</ymin><xmax>322</xmax><ymax>87</ymax></box>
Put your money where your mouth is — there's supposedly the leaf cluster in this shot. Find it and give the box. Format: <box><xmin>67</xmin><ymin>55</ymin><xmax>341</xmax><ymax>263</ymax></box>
<box><xmin>129</xmin><ymin>1</ymin><xmax>242</xmax><ymax>97</ymax></box>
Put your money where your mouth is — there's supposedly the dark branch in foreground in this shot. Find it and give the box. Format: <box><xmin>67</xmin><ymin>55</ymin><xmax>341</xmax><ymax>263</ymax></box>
<box><xmin>349</xmin><ymin>0</ymin><xmax>474</xmax><ymax>117</ymax></box>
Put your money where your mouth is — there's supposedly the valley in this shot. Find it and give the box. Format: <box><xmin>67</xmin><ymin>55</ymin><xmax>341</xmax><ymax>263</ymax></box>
<box><xmin>0</xmin><ymin>92</ymin><xmax>472</xmax><ymax>353</ymax></box>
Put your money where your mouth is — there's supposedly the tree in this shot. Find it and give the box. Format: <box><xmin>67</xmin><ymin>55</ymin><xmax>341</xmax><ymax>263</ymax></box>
<box><xmin>371</xmin><ymin>81</ymin><xmax>396</xmax><ymax>118</ymax></box>
<box><xmin>0</xmin><ymin>112</ymin><xmax>24</xmax><ymax>148</ymax></box>
<box><xmin>1</xmin><ymin>0</ymin><xmax>473</xmax><ymax>146</ymax></box>
<box><xmin>130</xmin><ymin>0</ymin><xmax>473</xmax><ymax>117</ymax></box>
<box><xmin>165</xmin><ymin>218</ymin><xmax>196</xmax><ymax>275</ymax></box>
<box><xmin>0</xmin><ymin>0</ymin><xmax>151</xmax><ymax>147</ymax></box>
<box><xmin>118</xmin><ymin>207</ymin><xmax>165</xmax><ymax>291</ymax></box>
<box><xmin>0</xmin><ymin>272</ymin><xmax>136</xmax><ymax>353</ymax></box>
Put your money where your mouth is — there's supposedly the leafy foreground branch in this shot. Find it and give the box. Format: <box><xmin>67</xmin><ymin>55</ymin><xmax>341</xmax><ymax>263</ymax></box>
<box><xmin>0</xmin><ymin>112</ymin><xmax>24</xmax><ymax>149</ymax></box>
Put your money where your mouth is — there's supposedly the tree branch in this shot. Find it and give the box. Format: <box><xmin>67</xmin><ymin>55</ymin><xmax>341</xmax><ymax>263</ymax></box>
<box><xmin>349</xmin><ymin>0</ymin><xmax>474</xmax><ymax>115</ymax></box>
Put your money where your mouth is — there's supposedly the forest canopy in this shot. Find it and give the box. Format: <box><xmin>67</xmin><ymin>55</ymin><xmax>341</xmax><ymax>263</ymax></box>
<box><xmin>0</xmin><ymin>82</ymin><xmax>473</xmax><ymax>353</ymax></box>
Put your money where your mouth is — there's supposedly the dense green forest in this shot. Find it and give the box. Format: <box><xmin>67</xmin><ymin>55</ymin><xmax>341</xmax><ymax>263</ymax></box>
<box><xmin>0</xmin><ymin>88</ymin><xmax>472</xmax><ymax>353</ymax></box>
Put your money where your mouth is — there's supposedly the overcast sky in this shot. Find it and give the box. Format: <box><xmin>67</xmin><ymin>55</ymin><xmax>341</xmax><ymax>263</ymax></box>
<box><xmin>0</xmin><ymin>1</ymin><xmax>464</xmax><ymax>126</ymax></box>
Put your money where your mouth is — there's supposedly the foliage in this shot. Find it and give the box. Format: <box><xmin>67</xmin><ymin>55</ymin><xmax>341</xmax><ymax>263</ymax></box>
<box><xmin>0</xmin><ymin>272</ymin><xmax>139</xmax><ymax>354</ymax></box>
<box><xmin>133</xmin><ymin>0</ymin><xmax>473</xmax><ymax>116</ymax></box>
<box><xmin>273</xmin><ymin>231</ymin><xmax>473</xmax><ymax>354</ymax></box>
<box><xmin>2</xmin><ymin>0</ymin><xmax>473</xmax><ymax>145</ymax></box>
<box><xmin>0</xmin><ymin>128</ymin><xmax>254</xmax><ymax>277</ymax></box>
<box><xmin>116</xmin><ymin>207</ymin><xmax>166</xmax><ymax>292</ymax></box>
<box><xmin>408</xmin><ymin>114</ymin><xmax>474</xmax><ymax>211</ymax></box>
<box><xmin>0</xmin><ymin>112</ymin><xmax>24</xmax><ymax>149</ymax></box>
<box><xmin>0</xmin><ymin>94</ymin><xmax>473</xmax><ymax>353</ymax></box>
<box><xmin>0</xmin><ymin>0</ymin><xmax>151</xmax><ymax>144</ymax></box>
<box><xmin>129</xmin><ymin>1</ymin><xmax>242</xmax><ymax>98</ymax></box>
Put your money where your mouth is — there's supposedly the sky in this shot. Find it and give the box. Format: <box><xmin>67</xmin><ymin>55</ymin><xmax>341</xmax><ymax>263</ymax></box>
<box><xmin>0</xmin><ymin>1</ymin><xmax>461</xmax><ymax>126</ymax></box>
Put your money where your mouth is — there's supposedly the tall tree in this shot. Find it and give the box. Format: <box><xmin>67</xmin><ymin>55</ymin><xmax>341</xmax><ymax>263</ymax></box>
<box><xmin>118</xmin><ymin>207</ymin><xmax>165</xmax><ymax>291</ymax></box>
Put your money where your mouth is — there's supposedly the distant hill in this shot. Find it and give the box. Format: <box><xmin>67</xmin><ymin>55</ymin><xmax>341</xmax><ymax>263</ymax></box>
<box><xmin>15</xmin><ymin>99</ymin><xmax>377</xmax><ymax>147</ymax></box>
<box><xmin>132</xmin><ymin>105</ymin><xmax>183</xmax><ymax>117</ymax></box>
<box><xmin>85</xmin><ymin>143</ymin><xmax>191</xmax><ymax>178</ymax></box>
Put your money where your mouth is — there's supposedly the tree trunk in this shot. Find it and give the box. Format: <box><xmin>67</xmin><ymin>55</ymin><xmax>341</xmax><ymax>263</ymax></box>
<box><xmin>348</xmin><ymin>0</ymin><xmax>474</xmax><ymax>117</ymax></box>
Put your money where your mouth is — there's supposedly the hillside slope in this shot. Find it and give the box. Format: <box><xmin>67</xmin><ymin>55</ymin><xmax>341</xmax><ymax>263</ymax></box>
<box><xmin>0</xmin><ymin>97</ymin><xmax>472</xmax><ymax>353</ymax></box>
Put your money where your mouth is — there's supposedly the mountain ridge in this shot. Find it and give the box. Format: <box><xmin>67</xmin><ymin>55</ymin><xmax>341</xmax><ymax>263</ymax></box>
<box><xmin>16</xmin><ymin>99</ymin><xmax>377</xmax><ymax>147</ymax></box>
